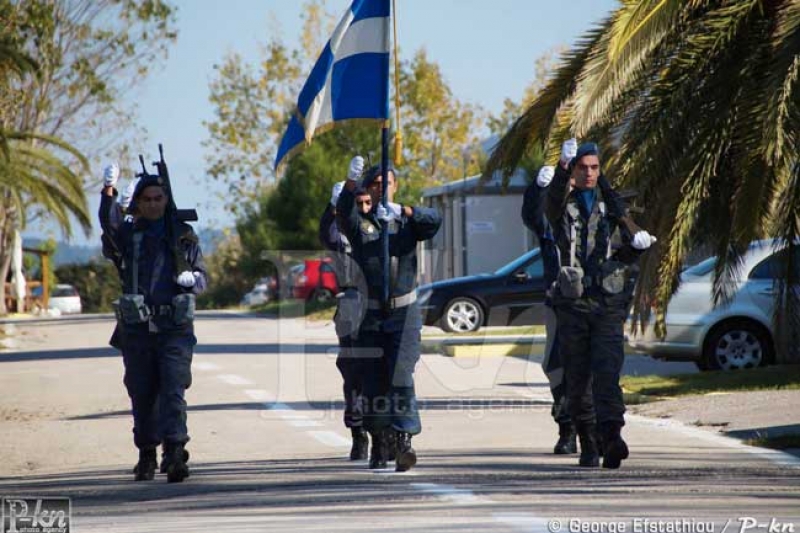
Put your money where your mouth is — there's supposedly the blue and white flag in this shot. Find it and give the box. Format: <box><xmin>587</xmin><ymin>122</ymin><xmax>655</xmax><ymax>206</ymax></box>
<box><xmin>274</xmin><ymin>0</ymin><xmax>391</xmax><ymax>170</ymax></box>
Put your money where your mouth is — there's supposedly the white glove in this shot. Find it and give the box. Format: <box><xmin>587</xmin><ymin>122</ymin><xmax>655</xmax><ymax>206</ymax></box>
<box><xmin>560</xmin><ymin>138</ymin><xmax>578</xmax><ymax>166</ymax></box>
<box><xmin>632</xmin><ymin>231</ymin><xmax>657</xmax><ymax>250</ymax></box>
<box><xmin>347</xmin><ymin>155</ymin><xmax>365</xmax><ymax>181</ymax></box>
<box><xmin>536</xmin><ymin>165</ymin><xmax>555</xmax><ymax>187</ymax></box>
<box><xmin>376</xmin><ymin>203</ymin><xmax>399</xmax><ymax>222</ymax></box>
<box><xmin>176</xmin><ymin>271</ymin><xmax>196</xmax><ymax>288</ymax></box>
<box><xmin>103</xmin><ymin>163</ymin><xmax>120</xmax><ymax>187</ymax></box>
<box><xmin>330</xmin><ymin>181</ymin><xmax>345</xmax><ymax>206</ymax></box>
<box><xmin>120</xmin><ymin>177</ymin><xmax>140</xmax><ymax>210</ymax></box>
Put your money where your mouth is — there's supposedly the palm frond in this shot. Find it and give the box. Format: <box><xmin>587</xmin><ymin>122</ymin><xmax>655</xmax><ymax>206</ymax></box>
<box><xmin>482</xmin><ymin>18</ymin><xmax>612</xmax><ymax>183</ymax></box>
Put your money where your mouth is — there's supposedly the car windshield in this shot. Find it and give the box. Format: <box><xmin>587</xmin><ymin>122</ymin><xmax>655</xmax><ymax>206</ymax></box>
<box><xmin>494</xmin><ymin>249</ymin><xmax>541</xmax><ymax>276</ymax></box>
<box><xmin>681</xmin><ymin>257</ymin><xmax>717</xmax><ymax>279</ymax></box>
<box><xmin>52</xmin><ymin>286</ymin><xmax>78</xmax><ymax>297</ymax></box>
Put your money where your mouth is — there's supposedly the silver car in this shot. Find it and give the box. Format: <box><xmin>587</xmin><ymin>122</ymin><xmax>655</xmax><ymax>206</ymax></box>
<box><xmin>628</xmin><ymin>240</ymin><xmax>797</xmax><ymax>371</ymax></box>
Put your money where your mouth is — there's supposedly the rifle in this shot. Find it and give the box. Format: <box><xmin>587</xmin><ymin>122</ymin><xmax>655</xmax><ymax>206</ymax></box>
<box><xmin>136</xmin><ymin>144</ymin><xmax>198</xmax><ymax>276</ymax></box>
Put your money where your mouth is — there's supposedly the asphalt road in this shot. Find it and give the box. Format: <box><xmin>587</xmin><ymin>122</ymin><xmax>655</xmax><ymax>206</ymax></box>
<box><xmin>0</xmin><ymin>312</ymin><xmax>798</xmax><ymax>533</ymax></box>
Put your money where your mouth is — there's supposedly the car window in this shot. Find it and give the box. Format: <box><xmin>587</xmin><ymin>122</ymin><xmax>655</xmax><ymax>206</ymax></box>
<box><xmin>320</xmin><ymin>263</ymin><xmax>335</xmax><ymax>274</ymax></box>
<box><xmin>682</xmin><ymin>257</ymin><xmax>716</xmax><ymax>278</ymax></box>
<box><xmin>522</xmin><ymin>257</ymin><xmax>544</xmax><ymax>278</ymax></box>
<box><xmin>495</xmin><ymin>249</ymin><xmax>540</xmax><ymax>276</ymax></box>
<box><xmin>52</xmin><ymin>286</ymin><xmax>78</xmax><ymax>297</ymax></box>
<box><xmin>749</xmin><ymin>248</ymin><xmax>800</xmax><ymax>280</ymax></box>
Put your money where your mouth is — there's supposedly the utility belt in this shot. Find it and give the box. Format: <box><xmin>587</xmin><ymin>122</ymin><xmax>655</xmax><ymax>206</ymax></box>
<box><xmin>367</xmin><ymin>290</ymin><xmax>417</xmax><ymax>311</ymax></box>
<box><xmin>113</xmin><ymin>293</ymin><xmax>196</xmax><ymax>327</ymax></box>
<box><xmin>555</xmin><ymin>261</ymin><xmax>631</xmax><ymax>301</ymax></box>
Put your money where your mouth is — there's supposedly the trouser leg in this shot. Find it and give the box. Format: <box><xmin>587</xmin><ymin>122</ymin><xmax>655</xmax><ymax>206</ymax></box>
<box><xmin>122</xmin><ymin>336</ymin><xmax>160</xmax><ymax>450</ymax></box>
<box><xmin>557</xmin><ymin>308</ymin><xmax>595</xmax><ymax>428</ymax></box>
<box><xmin>157</xmin><ymin>331</ymin><xmax>195</xmax><ymax>445</ymax></box>
<box><xmin>588</xmin><ymin>312</ymin><xmax>626</xmax><ymax>427</ymax></box>
<box><xmin>359</xmin><ymin>331</ymin><xmax>391</xmax><ymax>433</ymax></box>
<box><xmin>336</xmin><ymin>334</ymin><xmax>365</xmax><ymax>428</ymax></box>
<box><xmin>542</xmin><ymin>306</ymin><xmax>570</xmax><ymax>424</ymax></box>
<box><xmin>387</xmin><ymin>324</ymin><xmax>421</xmax><ymax>436</ymax></box>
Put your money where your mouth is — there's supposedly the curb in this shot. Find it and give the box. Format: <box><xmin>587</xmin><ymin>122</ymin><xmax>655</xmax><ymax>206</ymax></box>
<box><xmin>421</xmin><ymin>335</ymin><xmax>546</xmax><ymax>357</ymax></box>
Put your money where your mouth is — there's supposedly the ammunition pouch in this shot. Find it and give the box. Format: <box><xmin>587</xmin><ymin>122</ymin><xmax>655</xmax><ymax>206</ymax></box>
<box><xmin>116</xmin><ymin>294</ymin><xmax>149</xmax><ymax>325</ymax></box>
<box><xmin>557</xmin><ymin>266</ymin><xmax>585</xmax><ymax>299</ymax></box>
<box><xmin>334</xmin><ymin>288</ymin><xmax>362</xmax><ymax>338</ymax></box>
<box><xmin>171</xmin><ymin>293</ymin><xmax>196</xmax><ymax>326</ymax></box>
<box><xmin>598</xmin><ymin>260</ymin><xmax>628</xmax><ymax>296</ymax></box>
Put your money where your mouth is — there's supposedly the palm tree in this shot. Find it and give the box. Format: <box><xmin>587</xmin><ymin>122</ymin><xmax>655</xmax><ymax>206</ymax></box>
<box><xmin>0</xmin><ymin>25</ymin><xmax>90</xmax><ymax>314</ymax></box>
<box><xmin>485</xmin><ymin>0</ymin><xmax>800</xmax><ymax>363</ymax></box>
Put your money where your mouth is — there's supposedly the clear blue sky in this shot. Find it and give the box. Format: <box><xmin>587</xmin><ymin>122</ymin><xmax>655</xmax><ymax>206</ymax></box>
<box><xmin>29</xmin><ymin>0</ymin><xmax>618</xmax><ymax>246</ymax></box>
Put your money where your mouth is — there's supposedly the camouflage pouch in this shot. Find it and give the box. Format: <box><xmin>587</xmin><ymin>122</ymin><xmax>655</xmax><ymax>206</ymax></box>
<box><xmin>557</xmin><ymin>266</ymin><xmax>585</xmax><ymax>299</ymax></box>
<box><xmin>599</xmin><ymin>260</ymin><xmax>628</xmax><ymax>296</ymax></box>
<box><xmin>171</xmin><ymin>293</ymin><xmax>196</xmax><ymax>326</ymax></box>
<box><xmin>117</xmin><ymin>294</ymin><xmax>149</xmax><ymax>325</ymax></box>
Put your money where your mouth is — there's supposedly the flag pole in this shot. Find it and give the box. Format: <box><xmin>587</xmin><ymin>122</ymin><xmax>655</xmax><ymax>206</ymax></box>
<box><xmin>380</xmin><ymin>0</ymin><xmax>395</xmax><ymax>309</ymax></box>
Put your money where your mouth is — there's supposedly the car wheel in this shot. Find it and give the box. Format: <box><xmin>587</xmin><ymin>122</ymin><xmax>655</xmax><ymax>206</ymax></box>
<box><xmin>702</xmin><ymin>319</ymin><xmax>773</xmax><ymax>371</ymax></box>
<box><xmin>311</xmin><ymin>288</ymin><xmax>335</xmax><ymax>304</ymax></box>
<box><xmin>441</xmin><ymin>298</ymin><xmax>484</xmax><ymax>333</ymax></box>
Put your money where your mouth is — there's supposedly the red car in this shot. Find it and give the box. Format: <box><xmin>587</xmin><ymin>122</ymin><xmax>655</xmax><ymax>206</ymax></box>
<box><xmin>291</xmin><ymin>258</ymin><xmax>339</xmax><ymax>302</ymax></box>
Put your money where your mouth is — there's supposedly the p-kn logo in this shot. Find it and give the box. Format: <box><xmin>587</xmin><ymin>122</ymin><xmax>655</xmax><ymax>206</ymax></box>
<box><xmin>2</xmin><ymin>498</ymin><xmax>70</xmax><ymax>533</ymax></box>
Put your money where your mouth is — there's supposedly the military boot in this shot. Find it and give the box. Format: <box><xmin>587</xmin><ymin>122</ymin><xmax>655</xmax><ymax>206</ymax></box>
<box><xmin>133</xmin><ymin>448</ymin><xmax>157</xmax><ymax>481</ymax></box>
<box><xmin>160</xmin><ymin>445</ymin><xmax>190</xmax><ymax>474</ymax></box>
<box><xmin>601</xmin><ymin>423</ymin><xmax>629</xmax><ymax>469</ymax></box>
<box><xmin>368</xmin><ymin>429</ymin><xmax>387</xmax><ymax>469</ymax></box>
<box><xmin>394</xmin><ymin>431</ymin><xmax>417</xmax><ymax>472</ymax></box>
<box><xmin>553</xmin><ymin>423</ymin><xmax>577</xmax><ymax>454</ymax></box>
<box><xmin>164</xmin><ymin>442</ymin><xmax>190</xmax><ymax>483</ymax></box>
<box><xmin>384</xmin><ymin>428</ymin><xmax>397</xmax><ymax>461</ymax></box>
<box><xmin>349</xmin><ymin>427</ymin><xmax>369</xmax><ymax>461</ymax></box>
<box><xmin>577</xmin><ymin>425</ymin><xmax>600</xmax><ymax>467</ymax></box>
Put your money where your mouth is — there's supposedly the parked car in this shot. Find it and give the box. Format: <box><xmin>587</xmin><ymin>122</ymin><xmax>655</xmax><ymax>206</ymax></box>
<box><xmin>291</xmin><ymin>259</ymin><xmax>339</xmax><ymax>302</ymax></box>
<box><xmin>418</xmin><ymin>248</ymin><xmax>547</xmax><ymax>333</ymax></box>
<box><xmin>48</xmin><ymin>283</ymin><xmax>83</xmax><ymax>314</ymax></box>
<box><xmin>628</xmin><ymin>240</ymin><xmax>798</xmax><ymax>371</ymax></box>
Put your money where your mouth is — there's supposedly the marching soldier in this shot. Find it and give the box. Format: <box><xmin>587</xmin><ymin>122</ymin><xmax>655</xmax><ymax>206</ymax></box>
<box><xmin>545</xmin><ymin>140</ymin><xmax>656</xmax><ymax>469</ymax></box>
<box><xmin>99</xmin><ymin>162</ymin><xmax>207</xmax><ymax>482</ymax></box>
<box><xmin>336</xmin><ymin>156</ymin><xmax>441</xmax><ymax>472</ymax></box>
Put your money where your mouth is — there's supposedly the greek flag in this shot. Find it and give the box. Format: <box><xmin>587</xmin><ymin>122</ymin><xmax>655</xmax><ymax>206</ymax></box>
<box><xmin>274</xmin><ymin>0</ymin><xmax>391</xmax><ymax>170</ymax></box>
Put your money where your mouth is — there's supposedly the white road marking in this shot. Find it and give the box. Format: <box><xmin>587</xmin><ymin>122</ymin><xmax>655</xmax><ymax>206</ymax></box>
<box><xmin>289</xmin><ymin>419</ymin><xmax>322</xmax><ymax>427</ymax></box>
<box><xmin>217</xmin><ymin>374</ymin><xmax>254</xmax><ymax>386</ymax></box>
<box><xmin>244</xmin><ymin>389</ymin><xmax>272</xmax><ymax>401</ymax></box>
<box><xmin>193</xmin><ymin>361</ymin><xmax>221</xmax><ymax>371</ymax></box>
<box><xmin>410</xmin><ymin>482</ymin><xmax>481</xmax><ymax>505</ymax></box>
<box><xmin>410</xmin><ymin>483</ymin><xmax>551</xmax><ymax>531</ymax></box>
<box><xmin>309</xmin><ymin>430</ymin><xmax>350</xmax><ymax>447</ymax></box>
<box><xmin>492</xmin><ymin>513</ymin><xmax>552</xmax><ymax>533</ymax></box>
<box><xmin>629</xmin><ymin>414</ymin><xmax>800</xmax><ymax>468</ymax></box>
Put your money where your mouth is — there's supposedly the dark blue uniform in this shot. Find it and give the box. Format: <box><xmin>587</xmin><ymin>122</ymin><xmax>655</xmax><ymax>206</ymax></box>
<box><xmin>522</xmin><ymin>174</ymin><xmax>630</xmax><ymax>454</ymax></box>
<box><xmin>319</xmin><ymin>204</ymin><xmax>369</xmax><ymax>458</ymax></box>
<box><xmin>521</xmin><ymin>179</ymin><xmax>569</xmax><ymax>428</ymax></box>
<box><xmin>336</xmin><ymin>186</ymin><xmax>441</xmax><ymax>469</ymax></box>
<box><xmin>545</xmin><ymin>164</ymin><xmax>642</xmax><ymax>468</ymax></box>
<box><xmin>100</xmin><ymin>186</ymin><xmax>207</xmax><ymax>480</ymax></box>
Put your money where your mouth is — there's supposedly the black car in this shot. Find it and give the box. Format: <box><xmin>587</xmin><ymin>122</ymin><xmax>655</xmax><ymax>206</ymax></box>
<box><xmin>418</xmin><ymin>248</ymin><xmax>547</xmax><ymax>333</ymax></box>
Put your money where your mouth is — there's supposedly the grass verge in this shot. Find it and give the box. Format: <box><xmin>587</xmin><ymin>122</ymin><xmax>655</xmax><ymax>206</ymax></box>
<box><xmin>250</xmin><ymin>299</ymin><xmax>336</xmax><ymax>321</ymax></box>
<box><xmin>744</xmin><ymin>434</ymin><xmax>800</xmax><ymax>451</ymax></box>
<box><xmin>621</xmin><ymin>364</ymin><xmax>800</xmax><ymax>405</ymax></box>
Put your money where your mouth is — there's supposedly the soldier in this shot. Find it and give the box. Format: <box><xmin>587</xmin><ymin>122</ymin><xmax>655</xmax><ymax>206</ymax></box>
<box><xmin>99</xmin><ymin>162</ymin><xmax>207</xmax><ymax>482</ymax></box>
<box><xmin>523</xmin><ymin>161</ymin><xmax>633</xmax><ymax>456</ymax></box>
<box><xmin>545</xmin><ymin>140</ymin><xmax>656</xmax><ymax>469</ymax></box>
<box><xmin>336</xmin><ymin>156</ymin><xmax>441</xmax><ymax>472</ymax></box>
<box><xmin>318</xmin><ymin>179</ymin><xmax>372</xmax><ymax>460</ymax></box>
